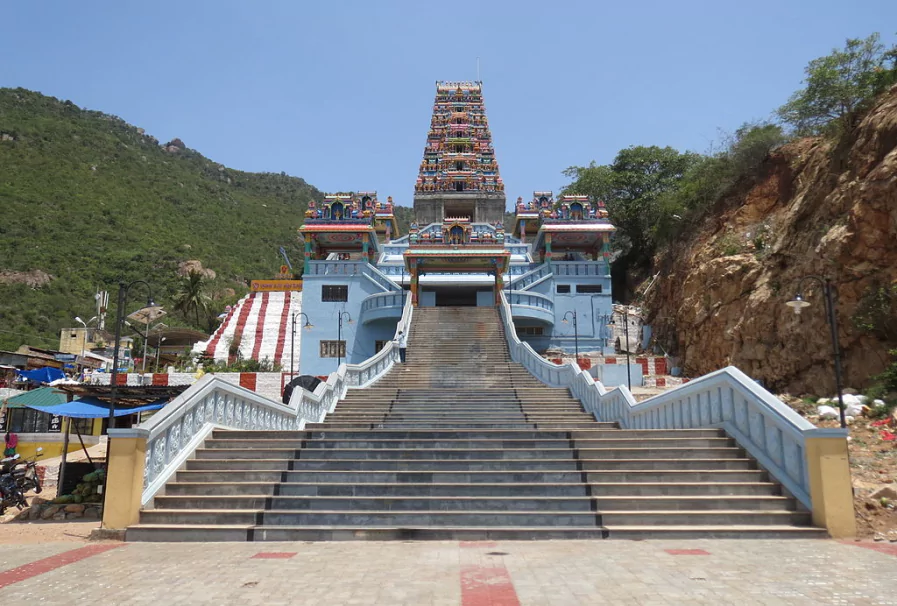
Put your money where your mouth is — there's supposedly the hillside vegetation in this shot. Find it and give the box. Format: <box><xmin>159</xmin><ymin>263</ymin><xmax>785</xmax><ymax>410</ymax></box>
<box><xmin>0</xmin><ymin>88</ymin><xmax>324</xmax><ymax>350</ymax></box>
<box><xmin>561</xmin><ymin>33</ymin><xmax>897</xmax><ymax>397</ymax></box>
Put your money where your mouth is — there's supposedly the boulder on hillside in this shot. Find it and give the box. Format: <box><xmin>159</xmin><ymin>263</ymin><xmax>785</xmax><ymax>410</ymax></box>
<box><xmin>178</xmin><ymin>260</ymin><xmax>216</xmax><ymax>280</ymax></box>
<box><xmin>163</xmin><ymin>138</ymin><xmax>186</xmax><ymax>153</ymax></box>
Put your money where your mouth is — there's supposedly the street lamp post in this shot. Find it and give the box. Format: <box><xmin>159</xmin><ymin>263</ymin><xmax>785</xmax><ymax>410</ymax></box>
<box><xmin>105</xmin><ymin>280</ymin><xmax>163</xmax><ymax>507</ymax></box>
<box><xmin>155</xmin><ymin>337</ymin><xmax>167</xmax><ymax>373</ymax></box>
<box><xmin>562</xmin><ymin>311</ymin><xmax>579</xmax><ymax>360</ymax></box>
<box><xmin>74</xmin><ymin>316</ymin><xmax>98</xmax><ymax>368</ymax></box>
<box><xmin>290</xmin><ymin>312</ymin><xmax>313</xmax><ymax>379</ymax></box>
<box><xmin>786</xmin><ymin>276</ymin><xmax>847</xmax><ymax>429</ymax></box>
<box><xmin>608</xmin><ymin>311</ymin><xmax>632</xmax><ymax>390</ymax></box>
<box><xmin>337</xmin><ymin>311</ymin><xmax>352</xmax><ymax>367</ymax></box>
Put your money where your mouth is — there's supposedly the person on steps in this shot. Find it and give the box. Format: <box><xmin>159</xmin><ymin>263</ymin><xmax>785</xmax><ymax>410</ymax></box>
<box><xmin>394</xmin><ymin>330</ymin><xmax>407</xmax><ymax>363</ymax></box>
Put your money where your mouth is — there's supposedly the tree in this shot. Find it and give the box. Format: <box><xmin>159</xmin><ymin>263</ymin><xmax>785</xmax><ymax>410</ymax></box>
<box><xmin>563</xmin><ymin>146</ymin><xmax>701</xmax><ymax>270</ymax></box>
<box><xmin>173</xmin><ymin>270</ymin><xmax>211</xmax><ymax>329</ymax></box>
<box><xmin>778</xmin><ymin>33</ymin><xmax>897</xmax><ymax>135</ymax></box>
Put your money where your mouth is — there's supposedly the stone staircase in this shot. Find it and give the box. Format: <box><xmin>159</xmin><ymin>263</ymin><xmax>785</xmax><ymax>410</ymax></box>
<box><xmin>128</xmin><ymin>306</ymin><xmax>825</xmax><ymax>541</ymax></box>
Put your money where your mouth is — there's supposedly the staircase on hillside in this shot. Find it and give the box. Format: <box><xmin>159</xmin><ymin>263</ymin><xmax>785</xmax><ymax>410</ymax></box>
<box><xmin>129</xmin><ymin>306</ymin><xmax>825</xmax><ymax>541</ymax></box>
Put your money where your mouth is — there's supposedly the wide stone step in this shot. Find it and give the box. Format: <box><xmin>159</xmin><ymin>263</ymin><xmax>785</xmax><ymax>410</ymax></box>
<box><xmin>574</xmin><ymin>438</ymin><xmax>732</xmax><ymax>448</ymax></box>
<box><xmin>599</xmin><ymin>510</ymin><xmax>812</xmax><ymax>526</ymax></box>
<box><xmin>603</xmin><ymin>525</ymin><xmax>828</xmax><ymax>539</ymax></box>
<box><xmin>141</xmin><ymin>509</ymin><xmax>602</xmax><ymax>527</ymax></box>
<box><xmin>176</xmin><ymin>469</ymin><xmax>589</xmax><ymax>484</ymax></box>
<box><xmin>286</xmin><ymin>459</ymin><xmax>583</xmax><ymax>471</ymax></box>
<box><xmin>590</xmin><ymin>482</ymin><xmax>780</xmax><ymax>496</ymax></box>
<box><xmin>577</xmin><ymin>448</ymin><xmax>743</xmax><ymax>460</ymax></box>
<box><xmin>301</xmin><ymin>439</ymin><xmax>576</xmax><ymax>449</ymax></box>
<box><xmin>185</xmin><ymin>457</ymin><xmax>300</xmax><ymax>471</ymax></box>
<box><xmin>320</xmin><ymin>425</ymin><xmax>604</xmax><ymax>431</ymax></box>
<box><xmin>126</xmin><ymin>525</ymin><xmax>610</xmax><ymax>542</ymax></box>
<box><xmin>585</xmin><ymin>470</ymin><xmax>768</xmax><ymax>483</ymax></box>
<box><xmin>592</xmin><ymin>496</ymin><xmax>794</xmax><ymax>511</ymax></box>
<box><xmin>296</xmin><ymin>448</ymin><xmax>576</xmax><ymax>460</ymax></box>
<box><xmin>581</xmin><ymin>459</ymin><xmax>755</xmax><ymax>471</ymax></box>
<box><xmin>306</xmin><ymin>430</ymin><xmax>577</xmax><ymax>439</ymax></box>
<box><xmin>153</xmin><ymin>495</ymin><xmax>597</xmax><ymax>512</ymax></box>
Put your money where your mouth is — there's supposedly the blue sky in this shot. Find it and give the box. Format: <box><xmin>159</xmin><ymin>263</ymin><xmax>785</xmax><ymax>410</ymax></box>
<box><xmin>1</xmin><ymin>1</ymin><xmax>894</xmax><ymax>208</ymax></box>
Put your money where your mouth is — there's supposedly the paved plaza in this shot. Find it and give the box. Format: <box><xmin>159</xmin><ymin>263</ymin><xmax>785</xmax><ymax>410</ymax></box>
<box><xmin>0</xmin><ymin>533</ymin><xmax>894</xmax><ymax>605</ymax></box>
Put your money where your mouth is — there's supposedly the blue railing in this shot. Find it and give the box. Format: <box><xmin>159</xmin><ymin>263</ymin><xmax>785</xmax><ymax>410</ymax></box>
<box><xmin>550</xmin><ymin>261</ymin><xmax>607</xmax><ymax>276</ymax></box>
<box><xmin>508</xmin><ymin>290</ymin><xmax>553</xmax><ymax>311</ymax></box>
<box><xmin>307</xmin><ymin>261</ymin><xmax>400</xmax><ymax>293</ymax></box>
<box><xmin>360</xmin><ymin>291</ymin><xmax>408</xmax><ymax>320</ymax></box>
<box><xmin>509</xmin><ymin>262</ymin><xmax>552</xmax><ymax>290</ymax></box>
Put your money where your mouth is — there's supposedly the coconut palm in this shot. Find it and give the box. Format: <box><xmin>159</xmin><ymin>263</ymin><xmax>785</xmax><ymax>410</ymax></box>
<box><xmin>173</xmin><ymin>270</ymin><xmax>211</xmax><ymax>329</ymax></box>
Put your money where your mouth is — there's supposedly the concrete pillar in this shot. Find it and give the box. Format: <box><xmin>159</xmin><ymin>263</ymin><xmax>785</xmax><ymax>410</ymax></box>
<box><xmin>410</xmin><ymin>267</ymin><xmax>419</xmax><ymax>307</ymax></box>
<box><xmin>805</xmin><ymin>428</ymin><xmax>856</xmax><ymax>538</ymax></box>
<box><xmin>361</xmin><ymin>233</ymin><xmax>370</xmax><ymax>263</ymax></box>
<box><xmin>545</xmin><ymin>233</ymin><xmax>552</xmax><ymax>256</ymax></box>
<box><xmin>101</xmin><ymin>428</ymin><xmax>149</xmax><ymax>530</ymax></box>
<box><xmin>494</xmin><ymin>268</ymin><xmax>504</xmax><ymax>305</ymax></box>
<box><xmin>303</xmin><ymin>234</ymin><xmax>313</xmax><ymax>275</ymax></box>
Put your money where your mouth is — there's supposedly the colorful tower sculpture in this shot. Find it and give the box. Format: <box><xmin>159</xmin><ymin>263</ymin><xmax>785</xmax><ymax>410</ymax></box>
<box><xmin>413</xmin><ymin>81</ymin><xmax>505</xmax><ymax>225</ymax></box>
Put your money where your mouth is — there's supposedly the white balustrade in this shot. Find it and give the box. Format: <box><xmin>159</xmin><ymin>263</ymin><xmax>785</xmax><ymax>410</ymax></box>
<box><xmin>115</xmin><ymin>296</ymin><xmax>415</xmax><ymax>506</ymax></box>
<box><xmin>498</xmin><ymin>291</ymin><xmax>823</xmax><ymax>510</ymax></box>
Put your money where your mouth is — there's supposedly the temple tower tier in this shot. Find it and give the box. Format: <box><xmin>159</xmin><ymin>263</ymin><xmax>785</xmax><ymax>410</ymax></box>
<box><xmin>413</xmin><ymin>81</ymin><xmax>505</xmax><ymax>225</ymax></box>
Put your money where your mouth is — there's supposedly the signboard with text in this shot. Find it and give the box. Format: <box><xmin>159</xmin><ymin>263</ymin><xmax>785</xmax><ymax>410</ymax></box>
<box><xmin>250</xmin><ymin>280</ymin><xmax>303</xmax><ymax>292</ymax></box>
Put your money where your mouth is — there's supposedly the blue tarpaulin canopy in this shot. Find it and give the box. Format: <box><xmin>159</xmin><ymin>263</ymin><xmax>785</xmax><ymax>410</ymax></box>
<box><xmin>23</xmin><ymin>396</ymin><xmax>167</xmax><ymax>419</ymax></box>
<box><xmin>16</xmin><ymin>367</ymin><xmax>65</xmax><ymax>384</ymax></box>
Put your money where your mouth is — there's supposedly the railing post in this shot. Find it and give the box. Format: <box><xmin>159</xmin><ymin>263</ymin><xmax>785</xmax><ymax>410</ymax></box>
<box><xmin>102</xmin><ymin>428</ymin><xmax>150</xmax><ymax>530</ymax></box>
<box><xmin>804</xmin><ymin>428</ymin><xmax>856</xmax><ymax>538</ymax></box>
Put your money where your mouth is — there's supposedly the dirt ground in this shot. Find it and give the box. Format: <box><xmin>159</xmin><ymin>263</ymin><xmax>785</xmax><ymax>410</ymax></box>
<box><xmin>780</xmin><ymin>395</ymin><xmax>897</xmax><ymax>539</ymax></box>
<box><xmin>0</xmin><ymin>519</ymin><xmax>98</xmax><ymax>544</ymax></box>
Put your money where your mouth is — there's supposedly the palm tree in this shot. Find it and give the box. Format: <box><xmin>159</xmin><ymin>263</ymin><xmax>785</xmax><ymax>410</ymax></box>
<box><xmin>173</xmin><ymin>270</ymin><xmax>211</xmax><ymax>329</ymax></box>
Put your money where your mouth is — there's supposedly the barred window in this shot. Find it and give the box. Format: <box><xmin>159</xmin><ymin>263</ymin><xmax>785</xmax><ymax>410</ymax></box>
<box><xmin>576</xmin><ymin>284</ymin><xmax>603</xmax><ymax>294</ymax></box>
<box><xmin>556</xmin><ymin>285</ymin><xmax>571</xmax><ymax>294</ymax></box>
<box><xmin>322</xmin><ymin>285</ymin><xmax>348</xmax><ymax>302</ymax></box>
<box><xmin>320</xmin><ymin>340</ymin><xmax>346</xmax><ymax>358</ymax></box>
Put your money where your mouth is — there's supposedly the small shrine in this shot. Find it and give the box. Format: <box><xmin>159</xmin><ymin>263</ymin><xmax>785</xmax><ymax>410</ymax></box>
<box><xmin>516</xmin><ymin>192</ymin><xmax>615</xmax><ymax>266</ymax></box>
<box><xmin>298</xmin><ymin>193</ymin><xmax>381</xmax><ymax>273</ymax></box>
<box><xmin>404</xmin><ymin>218</ymin><xmax>510</xmax><ymax>306</ymax></box>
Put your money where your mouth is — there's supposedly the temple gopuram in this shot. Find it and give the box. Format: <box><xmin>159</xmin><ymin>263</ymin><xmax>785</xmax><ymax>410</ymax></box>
<box><xmin>287</xmin><ymin>81</ymin><xmax>616</xmax><ymax>376</ymax></box>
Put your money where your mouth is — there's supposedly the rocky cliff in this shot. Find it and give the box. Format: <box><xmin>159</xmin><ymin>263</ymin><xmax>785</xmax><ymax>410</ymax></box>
<box><xmin>647</xmin><ymin>85</ymin><xmax>897</xmax><ymax>394</ymax></box>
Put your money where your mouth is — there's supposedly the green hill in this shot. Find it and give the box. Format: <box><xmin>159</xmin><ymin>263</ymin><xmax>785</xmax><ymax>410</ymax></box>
<box><xmin>0</xmin><ymin>87</ymin><xmax>325</xmax><ymax>351</ymax></box>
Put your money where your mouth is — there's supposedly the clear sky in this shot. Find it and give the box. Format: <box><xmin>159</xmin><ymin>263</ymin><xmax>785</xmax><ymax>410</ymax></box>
<box><xmin>1</xmin><ymin>1</ymin><xmax>894</xmax><ymax>208</ymax></box>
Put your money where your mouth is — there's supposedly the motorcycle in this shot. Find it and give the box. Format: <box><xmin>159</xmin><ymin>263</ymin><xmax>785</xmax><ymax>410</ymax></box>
<box><xmin>0</xmin><ymin>447</ymin><xmax>43</xmax><ymax>514</ymax></box>
<box><xmin>13</xmin><ymin>447</ymin><xmax>43</xmax><ymax>495</ymax></box>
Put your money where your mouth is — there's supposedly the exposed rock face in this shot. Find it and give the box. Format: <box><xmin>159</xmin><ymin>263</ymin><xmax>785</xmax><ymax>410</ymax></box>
<box><xmin>163</xmin><ymin>137</ymin><xmax>185</xmax><ymax>153</ymax></box>
<box><xmin>647</xmin><ymin>86</ymin><xmax>897</xmax><ymax>394</ymax></box>
<box><xmin>0</xmin><ymin>269</ymin><xmax>53</xmax><ymax>288</ymax></box>
<box><xmin>177</xmin><ymin>260</ymin><xmax>216</xmax><ymax>280</ymax></box>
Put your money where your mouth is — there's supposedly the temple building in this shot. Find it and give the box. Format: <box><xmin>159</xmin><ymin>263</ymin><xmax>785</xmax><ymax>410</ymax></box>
<box><xmin>293</xmin><ymin>81</ymin><xmax>617</xmax><ymax>377</ymax></box>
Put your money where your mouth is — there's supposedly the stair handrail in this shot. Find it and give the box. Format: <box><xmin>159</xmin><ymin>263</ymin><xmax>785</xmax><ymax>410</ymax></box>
<box><xmin>507</xmin><ymin>262</ymin><xmax>551</xmax><ymax>290</ymax></box>
<box><xmin>361</xmin><ymin>263</ymin><xmax>402</xmax><ymax>292</ymax></box>
<box><xmin>498</xmin><ymin>291</ymin><xmax>826</xmax><ymax>510</ymax></box>
<box><xmin>115</xmin><ymin>295</ymin><xmax>414</xmax><ymax>506</ymax></box>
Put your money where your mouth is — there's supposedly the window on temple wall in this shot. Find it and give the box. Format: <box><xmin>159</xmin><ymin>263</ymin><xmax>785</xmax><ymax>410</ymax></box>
<box><xmin>320</xmin><ymin>340</ymin><xmax>346</xmax><ymax>358</ymax></box>
<box><xmin>322</xmin><ymin>285</ymin><xmax>348</xmax><ymax>302</ymax></box>
<box><xmin>515</xmin><ymin>326</ymin><xmax>544</xmax><ymax>337</ymax></box>
<box><xmin>455</xmin><ymin>182</ymin><xmax>464</xmax><ymax>192</ymax></box>
<box><xmin>556</xmin><ymin>284</ymin><xmax>571</xmax><ymax>294</ymax></box>
<box><xmin>375</xmin><ymin>340</ymin><xmax>388</xmax><ymax>353</ymax></box>
<box><xmin>576</xmin><ymin>284</ymin><xmax>603</xmax><ymax>294</ymax></box>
